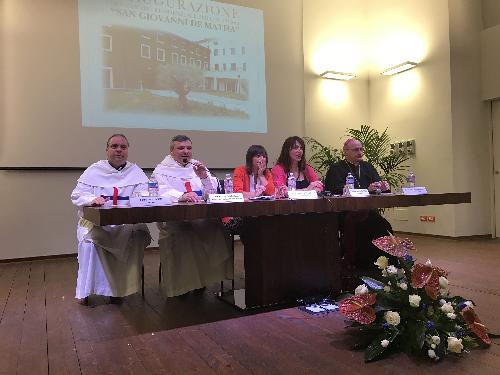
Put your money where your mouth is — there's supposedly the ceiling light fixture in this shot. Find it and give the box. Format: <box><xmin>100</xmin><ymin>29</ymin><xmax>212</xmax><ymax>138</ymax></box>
<box><xmin>319</xmin><ymin>71</ymin><xmax>356</xmax><ymax>81</ymax></box>
<box><xmin>381</xmin><ymin>61</ymin><xmax>417</xmax><ymax>76</ymax></box>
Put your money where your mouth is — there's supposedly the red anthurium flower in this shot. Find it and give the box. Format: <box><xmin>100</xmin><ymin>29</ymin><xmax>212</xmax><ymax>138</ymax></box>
<box><xmin>372</xmin><ymin>234</ymin><xmax>416</xmax><ymax>257</ymax></box>
<box><xmin>411</xmin><ymin>263</ymin><xmax>448</xmax><ymax>300</ymax></box>
<box><xmin>461</xmin><ymin>306</ymin><xmax>491</xmax><ymax>345</ymax></box>
<box><xmin>339</xmin><ymin>293</ymin><xmax>377</xmax><ymax>325</ymax></box>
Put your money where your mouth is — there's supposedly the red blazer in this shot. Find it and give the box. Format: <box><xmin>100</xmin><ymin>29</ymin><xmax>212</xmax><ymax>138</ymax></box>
<box><xmin>233</xmin><ymin>165</ymin><xmax>275</xmax><ymax>196</ymax></box>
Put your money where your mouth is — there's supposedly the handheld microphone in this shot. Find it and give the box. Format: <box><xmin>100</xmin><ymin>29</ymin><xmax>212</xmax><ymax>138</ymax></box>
<box><xmin>112</xmin><ymin>187</ymin><xmax>118</xmax><ymax>206</ymax></box>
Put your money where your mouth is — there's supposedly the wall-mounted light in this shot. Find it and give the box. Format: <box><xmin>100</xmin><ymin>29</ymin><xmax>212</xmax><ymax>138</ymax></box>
<box><xmin>381</xmin><ymin>61</ymin><xmax>417</xmax><ymax>76</ymax></box>
<box><xmin>319</xmin><ymin>71</ymin><xmax>356</xmax><ymax>81</ymax></box>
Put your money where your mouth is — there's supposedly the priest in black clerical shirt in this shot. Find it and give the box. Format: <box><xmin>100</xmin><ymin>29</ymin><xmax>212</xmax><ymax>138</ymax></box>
<box><xmin>325</xmin><ymin>139</ymin><xmax>390</xmax><ymax>194</ymax></box>
<box><xmin>325</xmin><ymin>138</ymin><xmax>393</xmax><ymax>284</ymax></box>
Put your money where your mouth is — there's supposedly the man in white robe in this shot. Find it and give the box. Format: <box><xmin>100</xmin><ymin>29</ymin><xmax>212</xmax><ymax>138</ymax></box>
<box><xmin>153</xmin><ymin>135</ymin><xmax>233</xmax><ymax>297</ymax></box>
<box><xmin>71</xmin><ymin>134</ymin><xmax>151</xmax><ymax>303</ymax></box>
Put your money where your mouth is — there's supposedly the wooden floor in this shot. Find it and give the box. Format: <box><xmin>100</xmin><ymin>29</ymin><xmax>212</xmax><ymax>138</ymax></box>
<box><xmin>1</xmin><ymin>235</ymin><xmax>500</xmax><ymax>374</ymax></box>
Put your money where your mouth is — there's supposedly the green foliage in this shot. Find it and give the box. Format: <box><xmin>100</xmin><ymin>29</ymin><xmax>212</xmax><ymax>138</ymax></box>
<box><xmin>305</xmin><ymin>125</ymin><xmax>410</xmax><ymax>189</ymax></box>
<box><xmin>346</xmin><ymin>125</ymin><xmax>410</xmax><ymax>188</ymax></box>
<box><xmin>338</xmin><ymin>237</ymin><xmax>494</xmax><ymax>363</ymax></box>
<box><xmin>303</xmin><ymin>137</ymin><xmax>342</xmax><ymax>176</ymax></box>
<box><xmin>364</xmin><ymin>328</ymin><xmax>399</xmax><ymax>362</ymax></box>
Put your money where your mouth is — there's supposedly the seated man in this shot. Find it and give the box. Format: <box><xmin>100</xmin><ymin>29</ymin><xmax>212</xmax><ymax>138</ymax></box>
<box><xmin>325</xmin><ymin>138</ymin><xmax>393</xmax><ymax>273</ymax></box>
<box><xmin>153</xmin><ymin>135</ymin><xmax>233</xmax><ymax>297</ymax></box>
<box><xmin>70</xmin><ymin>134</ymin><xmax>151</xmax><ymax>304</ymax></box>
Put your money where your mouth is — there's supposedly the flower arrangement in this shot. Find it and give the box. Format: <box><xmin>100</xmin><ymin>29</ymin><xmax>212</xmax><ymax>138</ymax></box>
<box><xmin>338</xmin><ymin>234</ymin><xmax>495</xmax><ymax>362</ymax></box>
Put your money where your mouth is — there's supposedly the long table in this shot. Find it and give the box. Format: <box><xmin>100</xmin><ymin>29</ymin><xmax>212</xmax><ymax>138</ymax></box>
<box><xmin>83</xmin><ymin>193</ymin><xmax>471</xmax><ymax>308</ymax></box>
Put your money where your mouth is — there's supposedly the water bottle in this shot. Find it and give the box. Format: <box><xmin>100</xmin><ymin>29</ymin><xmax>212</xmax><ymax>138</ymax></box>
<box><xmin>346</xmin><ymin>172</ymin><xmax>355</xmax><ymax>190</ymax></box>
<box><xmin>407</xmin><ymin>171</ymin><xmax>416</xmax><ymax>187</ymax></box>
<box><xmin>287</xmin><ymin>172</ymin><xmax>296</xmax><ymax>191</ymax></box>
<box><xmin>148</xmin><ymin>175</ymin><xmax>159</xmax><ymax>196</ymax></box>
<box><xmin>224</xmin><ymin>173</ymin><xmax>233</xmax><ymax>194</ymax></box>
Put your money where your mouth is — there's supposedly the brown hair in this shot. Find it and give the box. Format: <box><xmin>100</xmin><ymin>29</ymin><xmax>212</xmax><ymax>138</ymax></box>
<box><xmin>245</xmin><ymin>145</ymin><xmax>268</xmax><ymax>175</ymax></box>
<box><xmin>106</xmin><ymin>134</ymin><xmax>129</xmax><ymax>148</ymax></box>
<box><xmin>276</xmin><ymin>136</ymin><xmax>306</xmax><ymax>175</ymax></box>
<box><xmin>170</xmin><ymin>134</ymin><xmax>192</xmax><ymax>151</ymax></box>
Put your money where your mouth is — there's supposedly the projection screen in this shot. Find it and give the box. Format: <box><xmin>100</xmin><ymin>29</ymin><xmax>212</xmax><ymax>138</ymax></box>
<box><xmin>0</xmin><ymin>0</ymin><xmax>304</xmax><ymax>168</ymax></box>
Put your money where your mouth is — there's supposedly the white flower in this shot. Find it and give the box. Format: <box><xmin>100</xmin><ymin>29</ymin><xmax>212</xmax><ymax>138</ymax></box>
<box><xmin>384</xmin><ymin>285</ymin><xmax>391</xmax><ymax>292</ymax></box>
<box><xmin>399</xmin><ymin>282</ymin><xmax>408</xmax><ymax>290</ymax></box>
<box><xmin>431</xmin><ymin>336</ymin><xmax>441</xmax><ymax>345</ymax></box>
<box><xmin>440</xmin><ymin>303</ymin><xmax>454</xmax><ymax>313</ymax></box>
<box><xmin>381</xmin><ymin>339</ymin><xmax>389</xmax><ymax>348</ymax></box>
<box><xmin>374</xmin><ymin>256</ymin><xmax>389</xmax><ymax>270</ymax></box>
<box><xmin>464</xmin><ymin>301</ymin><xmax>473</xmax><ymax>307</ymax></box>
<box><xmin>381</xmin><ymin>269</ymin><xmax>388</xmax><ymax>277</ymax></box>
<box><xmin>409</xmin><ymin>294</ymin><xmax>421</xmax><ymax>307</ymax></box>
<box><xmin>428</xmin><ymin>349</ymin><xmax>437</xmax><ymax>359</ymax></box>
<box><xmin>447</xmin><ymin>337</ymin><xmax>464</xmax><ymax>353</ymax></box>
<box><xmin>439</xmin><ymin>276</ymin><xmax>449</xmax><ymax>288</ymax></box>
<box><xmin>439</xmin><ymin>299</ymin><xmax>447</xmax><ymax>306</ymax></box>
<box><xmin>386</xmin><ymin>265</ymin><xmax>398</xmax><ymax>274</ymax></box>
<box><xmin>384</xmin><ymin>311</ymin><xmax>401</xmax><ymax>326</ymax></box>
<box><xmin>425</xmin><ymin>259</ymin><xmax>432</xmax><ymax>266</ymax></box>
<box><xmin>447</xmin><ymin>312</ymin><xmax>456</xmax><ymax>320</ymax></box>
<box><xmin>355</xmin><ymin>284</ymin><xmax>369</xmax><ymax>295</ymax></box>
<box><xmin>431</xmin><ymin>343</ymin><xmax>436</xmax><ymax>349</ymax></box>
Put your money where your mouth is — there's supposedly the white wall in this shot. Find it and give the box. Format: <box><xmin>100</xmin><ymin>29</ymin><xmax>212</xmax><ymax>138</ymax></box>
<box><xmin>481</xmin><ymin>25</ymin><xmax>500</xmax><ymax>100</ymax></box>
<box><xmin>449</xmin><ymin>0</ymin><xmax>491</xmax><ymax>236</ymax></box>
<box><xmin>303</xmin><ymin>0</ymin><xmax>491</xmax><ymax>237</ymax></box>
<box><xmin>0</xmin><ymin>0</ymin><xmax>304</xmax><ymax>260</ymax></box>
<box><xmin>482</xmin><ymin>0</ymin><xmax>500</xmax><ymax>29</ymax></box>
<box><xmin>368</xmin><ymin>0</ymin><xmax>456</xmax><ymax>236</ymax></box>
<box><xmin>303</xmin><ymin>0</ymin><xmax>369</xmax><ymax>149</ymax></box>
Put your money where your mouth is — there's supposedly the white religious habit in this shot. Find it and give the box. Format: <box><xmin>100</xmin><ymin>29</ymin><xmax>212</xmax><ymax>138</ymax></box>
<box><xmin>153</xmin><ymin>155</ymin><xmax>233</xmax><ymax>297</ymax></box>
<box><xmin>71</xmin><ymin>160</ymin><xmax>151</xmax><ymax>299</ymax></box>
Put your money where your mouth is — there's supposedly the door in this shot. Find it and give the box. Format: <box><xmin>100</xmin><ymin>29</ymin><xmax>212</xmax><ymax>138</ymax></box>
<box><xmin>493</xmin><ymin>100</ymin><xmax>500</xmax><ymax>237</ymax></box>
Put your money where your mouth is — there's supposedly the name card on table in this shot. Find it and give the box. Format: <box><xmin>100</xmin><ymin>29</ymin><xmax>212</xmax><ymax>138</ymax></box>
<box><xmin>129</xmin><ymin>196</ymin><xmax>173</xmax><ymax>207</ymax></box>
<box><xmin>104</xmin><ymin>199</ymin><xmax>129</xmax><ymax>208</ymax></box>
<box><xmin>402</xmin><ymin>187</ymin><xmax>428</xmax><ymax>195</ymax></box>
<box><xmin>345</xmin><ymin>189</ymin><xmax>370</xmax><ymax>197</ymax></box>
<box><xmin>287</xmin><ymin>190</ymin><xmax>318</xmax><ymax>200</ymax></box>
<box><xmin>208</xmin><ymin>193</ymin><xmax>245</xmax><ymax>203</ymax></box>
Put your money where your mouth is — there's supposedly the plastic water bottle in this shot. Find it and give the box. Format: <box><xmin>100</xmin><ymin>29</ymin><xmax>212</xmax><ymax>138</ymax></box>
<box><xmin>287</xmin><ymin>172</ymin><xmax>296</xmax><ymax>191</ymax></box>
<box><xmin>346</xmin><ymin>172</ymin><xmax>355</xmax><ymax>190</ymax></box>
<box><xmin>148</xmin><ymin>175</ymin><xmax>159</xmax><ymax>196</ymax></box>
<box><xmin>224</xmin><ymin>173</ymin><xmax>233</xmax><ymax>194</ymax></box>
<box><xmin>407</xmin><ymin>171</ymin><xmax>416</xmax><ymax>187</ymax></box>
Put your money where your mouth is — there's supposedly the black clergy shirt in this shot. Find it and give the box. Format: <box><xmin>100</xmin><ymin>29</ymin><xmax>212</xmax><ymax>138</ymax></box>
<box><xmin>324</xmin><ymin>160</ymin><xmax>385</xmax><ymax>195</ymax></box>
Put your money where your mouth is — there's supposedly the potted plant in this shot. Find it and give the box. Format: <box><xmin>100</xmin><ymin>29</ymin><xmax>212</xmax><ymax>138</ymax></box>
<box><xmin>305</xmin><ymin>125</ymin><xmax>410</xmax><ymax>189</ymax></box>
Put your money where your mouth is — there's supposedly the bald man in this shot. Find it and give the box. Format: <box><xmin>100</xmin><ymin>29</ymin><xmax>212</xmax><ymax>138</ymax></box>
<box><xmin>325</xmin><ymin>138</ymin><xmax>389</xmax><ymax>195</ymax></box>
<box><xmin>325</xmin><ymin>138</ymin><xmax>393</xmax><ymax>284</ymax></box>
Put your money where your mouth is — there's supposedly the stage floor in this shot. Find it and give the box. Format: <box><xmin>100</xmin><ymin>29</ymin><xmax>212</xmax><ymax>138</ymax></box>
<box><xmin>1</xmin><ymin>235</ymin><xmax>499</xmax><ymax>374</ymax></box>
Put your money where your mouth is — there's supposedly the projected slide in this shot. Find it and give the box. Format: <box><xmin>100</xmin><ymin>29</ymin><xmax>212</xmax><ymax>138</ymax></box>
<box><xmin>78</xmin><ymin>0</ymin><xmax>267</xmax><ymax>133</ymax></box>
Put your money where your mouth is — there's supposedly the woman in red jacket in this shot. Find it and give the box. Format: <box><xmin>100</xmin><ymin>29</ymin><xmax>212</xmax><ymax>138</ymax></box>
<box><xmin>233</xmin><ymin>145</ymin><xmax>275</xmax><ymax>198</ymax></box>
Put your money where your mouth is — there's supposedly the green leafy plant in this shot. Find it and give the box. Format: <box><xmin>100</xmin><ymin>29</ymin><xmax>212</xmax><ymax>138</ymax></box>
<box><xmin>305</xmin><ymin>125</ymin><xmax>410</xmax><ymax>189</ymax></box>
<box><xmin>338</xmin><ymin>235</ymin><xmax>496</xmax><ymax>363</ymax></box>
<box><xmin>303</xmin><ymin>137</ymin><xmax>343</xmax><ymax>176</ymax></box>
<box><xmin>346</xmin><ymin>125</ymin><xmax>409</xmax><ymax>188</ymax></box>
